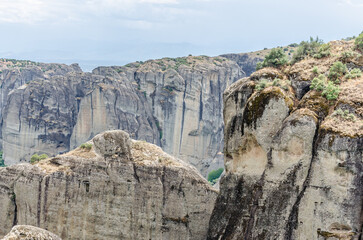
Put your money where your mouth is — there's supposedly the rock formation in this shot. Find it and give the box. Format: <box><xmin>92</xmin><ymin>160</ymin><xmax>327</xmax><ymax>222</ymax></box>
<box><xmin>0</xmin><ymin>56</ymin><xmax>242</xmax><ymax>176</ymax></box>
<box><xmin>207</xmin><ymin>40</ymin><xmax>363</xmax><ymax>239</ymax></box>
<box><xmin>2</xmin><ymin>225</ymin><xmax>61</xmax><ymax>240</ymax></box>
<box><xmin>0</xmin><ymin>130</ymin><xmax>217</xmax><ymax>240</ymax></box>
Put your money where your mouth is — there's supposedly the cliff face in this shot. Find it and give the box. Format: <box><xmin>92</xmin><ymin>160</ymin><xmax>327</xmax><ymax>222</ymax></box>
<box><xmin>0</xmin><ymin>56</ymin><xmax>242</xmax><ymax>176</ymax></box>
<box><xmin>208</xmin><ymin>40</ymin><xmax>363</xmax><ymax>239</ymax></box>
<box><xmin>0</xmin><ymin>130</ymin><xmax>217</xmax><ymax>240</ymax></box>
<box><xmin>0</xmin><ymin>60</ymin><xmax>82</xmax><ymax>150</ymax></box>
<box><xmin>220</xmin><ymin>53</ymin><xmax>263</xmax><ymax>77</ymax></box>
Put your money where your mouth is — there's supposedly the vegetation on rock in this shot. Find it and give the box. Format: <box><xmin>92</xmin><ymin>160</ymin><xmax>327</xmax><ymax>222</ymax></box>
<box><xmin>310</xmin><ymin>74</ymin><xmax>340</xmax><ymax>101</ymax></box>
<box><xmin>355</xmin><ymin>31</ymin><xmax>363</xmax><ymax>51</ymax></box>
<box><xmin>0</xmin><ymin>151</ymin><xmax>4</xmax><ymax>167</ymax></box>
<box><xmin>255</xmin><ymin>78</ymin><xmax>290</xmax><ymax>91</ymax></box>
<box><xmin>256</xmin><ymin>48</ymin><xmax>288</xmax><ymax>70</ymax></box>
<box><xmin>30</xmin><ymin>154</ymin><xmax>48</xmax><ymax>164</ymax></box>
<box><xmin>313</xmin><ymin>43</ymin><xmax>331</xmax><ymax>59</ymax></box>
<box><xmin>292</xmin><ymin>37</ymin><xmax>324</xmax><ymax>64</ymax></box>
<box><xmin>332</xmin><ymin>109</ymin><xmax>356</xmax><ymax>122</ymax></box>
<box><xmin>328</xmin><ymin>61</ymin><xmax>347</xmax><ymax>82</ymax></box>
<box><xmin>208</xmin><ymin>168</ymin><xmax>224</xmax><ymax>184</ymax></box>
<box><xmin>344</xmin><ymin>68</ymin><xmax>362</xmax><ymax>79</ymax></box>
<box><xmin>80</xmin><ymin>143</ymin><xmax>93</xmax><ymax>150</ymax></box>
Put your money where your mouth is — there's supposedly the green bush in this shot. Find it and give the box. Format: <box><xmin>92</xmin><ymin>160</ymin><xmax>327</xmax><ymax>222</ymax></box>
<box><xmin>292</xmin><ymin>37</ymin><xmax>324</xmax><ymax>64</ymax></box>
<box><xmin>288</xmin><ymin>43</ymin><xmax>299</xmax><ymax>47</ymax></box>
<box><xmin>332</xmin><ymin>109</ymin><xmax>356</xmax><ymax>122</ymax></box>
<box><xmin>256</xmin><ymin>48</ymin><xmax>288</xmax><ymax>70</ymax></box>
<box><xmin>208</xmin><ymin>168</ymin><xmax>224</xmax><ymax>184</ymax></box>
<box><xmin>355</xmin><ymin>32</ymin><xmax>363</xmax><ymax>51</ymax></box>
<box><xmin>313</xmin><ymin>43</ymin><xmax>330</xmax><ymax>59</ymax></box>
<box><xmin>30</xmin><ymin>153</ymin><xmax>48</xmax><ymax>164</ymax></box>
<box><xmin>328</xmin><ymin>61</ymin><xmax>347</xmax><ymax>82</ymax></box>
<box><xmin>345</xmin><ymin>68</ymin><xmax>362</xmax><ymax>79</ymax></box>
<box><xmin>310</xmin><ymin>74</ymin><xmax>340</xmax><ymax>100</ymax></box>
<box><xmin>310</xmin><ymin>74</ymin><xmax>327</xmax><ymax>91</ymax></box>
<box><xmin>322</xmin><ymin>81</ymin><xmax>340</xmax><ymax>100</ymax></box>
<box><xmin>80</xmin><ymin>143</ymin><xmax>93</xmax><ymax>150</ymax></box>
<box><xmin>312</xmin><ymin>66</ymin><xmax>320</xmax><ymax>75</ymax></box>
<box><xmin>0</xmin><ymin>151</ymin><xmax>4</xmax><ymax>167</ymax></box>
<box><xmin>255</xmin><ymin>79</ymin><xmax>269</xmax><ymax>91</ymax></box>
<box><xmin>340</xmin><ymin>51</ymin><xmax>357</xmax><ymax>62</ymax></box>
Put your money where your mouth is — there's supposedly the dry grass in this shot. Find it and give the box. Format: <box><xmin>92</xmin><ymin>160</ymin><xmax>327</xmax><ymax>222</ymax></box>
<box><xmin>131</xmin><ymin>140</ymin><xmax>183</xmax><ymax>167</ymax></box>
<box><xmin>63</xmin><ymin>146</ymin><xmax>97</xmax><ymax>159</ymax></box>
<box><xmin>338</xmin><ymin>78</ymin><xmax>363</xmax><ymax>116</ymax></box>
<box><xmin>321</xmin><ymin>77</ymin><xmax>363</xmax><ymax>137</ymax></box>
<box><xmin>321</xmin><ymin>116</ymin><xmax>363</xmax><ymax>138</ymax></box>
<box><xmin>285</xmin><ymin>40</ymin><xmax>362</xmax><ymax>81</ymax></box>
<box><xmin>250</xmin><ymin>67</ymin><xmax>285</xmax><ymax>80</ymax></box>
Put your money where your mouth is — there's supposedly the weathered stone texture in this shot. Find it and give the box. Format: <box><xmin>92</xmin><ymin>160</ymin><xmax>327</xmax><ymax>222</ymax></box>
<box><xmin>207</xmin><ymin>46</ymin><xmax>363</xmax><ymax>239</ymax></box>
<box><xmin>0</xmin><ymin>130</ymin><xmax>217</xmax><ymax>240</ymax></box>
<box><xmin>2</xmin><ymin>225</ymin><xmax>61</xmax><ymax>240</ymax></box>
<box><xmin>0</xmin><ymin>57</ymin><xmax>242</xmax><ymax>176</ymax></box>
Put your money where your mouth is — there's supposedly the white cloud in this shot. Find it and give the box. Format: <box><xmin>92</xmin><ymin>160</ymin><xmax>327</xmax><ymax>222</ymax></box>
<box><xmin>340</xmin><ymin>0</ymin><xmax>363</xmax><ymax>7</ymax></box>
<box><xmin>0</xmin><ymin>0</ymin><xmax>198</xmax><ymax>26</ymax></box>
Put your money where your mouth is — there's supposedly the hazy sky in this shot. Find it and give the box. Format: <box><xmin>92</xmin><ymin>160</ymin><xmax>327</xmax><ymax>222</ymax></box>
<box><xmin>0</xmin><ymin>0</ymin><xmax>362</xmax><ymax>71</ymax></box>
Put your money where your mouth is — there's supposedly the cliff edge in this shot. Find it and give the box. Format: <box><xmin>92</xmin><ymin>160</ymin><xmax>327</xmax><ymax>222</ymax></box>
<box><xmin>207</xmin><ymin>40</ymin><xmax>363</xmax><ymax>239</ymax></box>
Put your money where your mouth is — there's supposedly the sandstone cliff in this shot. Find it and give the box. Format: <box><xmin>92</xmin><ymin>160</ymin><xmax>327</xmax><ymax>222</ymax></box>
<box><xmin>0</xmin><ymin>56</ymin><xmax>242</xmax><ymax>176</ymax></box>
<box><xmin>0</xmin><ymin>130</ymin><xmax>217</xmax><ymax>239</ymax></box>
<box><xmin>208</xmin><ymin>40</ymin><xmax>363</xmax><ymax>239</ymax></box>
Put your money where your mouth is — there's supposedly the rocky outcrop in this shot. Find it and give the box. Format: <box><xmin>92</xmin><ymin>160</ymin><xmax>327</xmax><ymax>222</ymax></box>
<box><xmin>220</xmin><ymin>53</ymin><xmax>262</xmax><ymax>77</ymax></box>
<box><xmin>0</xmin><ymin>60</ymin><xmax>81</xmax><ymax>150</ymax></box>
<box><xmin>0</xmin><ymin>56</ymin><xmax>242</xmax><ymax>176</ymax></box>
<box><xmin>0</xmin><ymin>130</ymin><xmax>217</xmax><ymax>240</ymax></box>
<box><xmin>2</xmin><ymin>225</ymin><xmax>61</xmax><ymax>240</ymax></box>
<box><xmin>208</xmin><ymin>40</ymin><xmax>363</xmax><ymax>239</ymax></box>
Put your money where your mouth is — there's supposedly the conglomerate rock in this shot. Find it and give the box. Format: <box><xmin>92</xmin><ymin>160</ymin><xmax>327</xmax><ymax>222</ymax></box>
<box><xmin>207</xmin><ymin>40</ymin><xmax>363</xmax><ymax>240</ymax></box>
<box><xmin>0</xmin><ymin>56</ymin><xmax>242</xmax><ymax>176</ymax></box>
<box><xmin>0</xmin><ymin>130</ymin><xmax>218</xmax><ymax>240</ymax></box>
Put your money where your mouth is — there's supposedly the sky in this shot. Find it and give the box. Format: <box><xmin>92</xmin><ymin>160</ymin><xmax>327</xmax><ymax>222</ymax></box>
<box><xmin>0</xmin><ymin>0</ymin><xmax>362</xmax><ymax>71</ymax></box>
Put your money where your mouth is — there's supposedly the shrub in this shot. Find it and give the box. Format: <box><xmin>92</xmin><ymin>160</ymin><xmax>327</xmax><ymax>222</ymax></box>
<box><xmin>310</xmin><ymin>75</ymin><xmax>340</xmax><ymax>100</ymax></box>
<box><xmin>80</xmin><ymin>143</ymin><xmax>93</xmax><ymax>150</ymax></box>
<box><xmin>0</xmin><ymin>151</ymin><xmax>4</xmax><ymax>167</ymax></box>
<box><xmin>355</xmin><ymin>32</ymin><xmax>363</xmax><ymax>51</ymax></box>
<box><xmin>328</xmin><ymin>61</ymin><xmax>347</xmax><ymax>82</ymax></box>
<box><xmin>292</xmin><ymin>37</ymin><xmax>324</xmax><ymax>64</ymax></box>
<box><xmin>255</xmin><ymin>79</ymin><xmax>269</xmax><ymax>91</ymax></box>
<box><xmin>312</xmin><ymin>66</ymin><xmax>320</xmax><ymax>74</ymax></box>
<box><xmin>310</xmin><ymin>74</ymin><xmax>327</xmax><ymax>91</ymax></box>
<box><xmin>345</xmin><ymin>68</ymin><xmax>362</xmax><ymax>79</ymax></box>
<box><xmin>340</xmin><ymin>51</ymin><xmax>357</xmax><ymax>62</ymax></box>
<box><xmin>208</xmin><ymin>168</ymin><xmax>224</xmax><ymax>184</ymax></box>
<box><xmin>30</xmin><ymin>153</ymin><xmax>48</xmax><ymax>164</ymax></box>
<box><xmin>255</xmin><ymin>48</ymin><xmax>288</xmax><ymax>70</ymax></box>
<box><xmin>332</xmin><ymin>109</ymin><xmax>356</xmax><ymax>122</ymax></box>
<box><xmin>322</xmin><ymin>81</ymin><xmax>340</xmax><ymax>100</ymax></box>
<box><xmin>313</xmin><ymin>43</ymin><xmax>330</xmax><ymax>59</ymax></box>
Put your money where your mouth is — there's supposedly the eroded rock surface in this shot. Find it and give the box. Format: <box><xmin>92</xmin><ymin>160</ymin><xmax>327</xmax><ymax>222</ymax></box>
<box><xmin>0</xmin><ymin>57</ymin><xmax>242</xmax><ymax>175</ymax></box>
<box><xmin>2</xmin><ymin>225</ymin><xmax>61</xmax><ymax>240</ymax></box>
<box><xmin>0</xmin><ymin>130</ymin><xmax>217</xmax><ymax>240</ymax></box>
<box><xmin>208</xmin><ymin>40</ymin><xmax>363</xmax><ymax>240</ymax></box>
